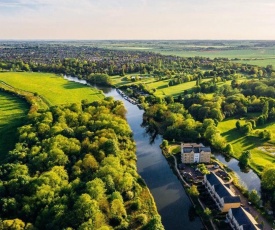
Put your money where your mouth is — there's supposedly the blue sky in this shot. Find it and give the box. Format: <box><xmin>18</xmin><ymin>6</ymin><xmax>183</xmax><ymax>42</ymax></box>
<box><xmin>0</xmin><ymin>0</ymin><xmax>274</xmax><ymax>39</ymax></box>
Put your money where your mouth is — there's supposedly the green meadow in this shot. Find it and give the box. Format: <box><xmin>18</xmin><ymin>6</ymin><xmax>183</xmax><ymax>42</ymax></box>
<box><xmin>0</xmin><ymin>72</ymin><xmax>104</xmax><ymax>106</ymax></box>
<box><xmin>98</xmin><ymin>41</ymin><xmax>275</xmax><ymax>67</ymax></box>
<box><xmin>218</xmin><ymin>118</ymin><xmax>275</xmax><ymax>174</ymax></box>
<box><xmin>110</xmin><ymin>74</ymin><xmax>214</xmax><ymax>98</ymax></box>
<box><xmin>0</xmin><ymin>72</ymin><xmax>105</xmax><ymax>159</ymax></box>
<box><xmin>110</xmin><ymin>74</ymin><xmax>156</xmax><ymax>87</ymax></box>
<box><xmin>151</xmin><ymin>79</ymin><xmax>201</xmax><ymax>97</ymax></box>
<box><xmin>0</xmin><ymin>91</ymin><xmax>29</xmax><ymax>160</ymax></box>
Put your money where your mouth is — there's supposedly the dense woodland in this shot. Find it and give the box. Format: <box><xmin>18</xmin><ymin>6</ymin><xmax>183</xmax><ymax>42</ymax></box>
<box><xmin>0</xmin><ymin>98</ymin><xmax>163</xmax><ymax>229</ymax></box>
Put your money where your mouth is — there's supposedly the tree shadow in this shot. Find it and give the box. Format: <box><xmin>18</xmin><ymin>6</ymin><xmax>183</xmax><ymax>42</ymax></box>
<box><xmin>62</xmin><ymin>82</ymin><xmax>87</xmax><ymax>89</ymax></box>
<box><xmin>238</xmin><ymin>136</ymin><xmax>265</xmax><ymax>150</ymax></box>
<box><xmin>221</xmin><ymin>128</ymin><xmax>243</xmax><ymax>142</ymax></box>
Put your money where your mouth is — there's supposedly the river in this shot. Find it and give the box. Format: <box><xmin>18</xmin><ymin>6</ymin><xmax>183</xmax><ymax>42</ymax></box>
<box><xmin>64</xmin><ymin>76</ymin><xmax>203</xmax><ymax>230</ymax></box>
<box><xmin>214</xmin><ymin>153</ymin><xmax>261</xmax><ymax>193</ymax></box>
<box><xmin>64</xmin><ymin>75</ymin><xmax>262</xmax><ymax>228</ymax></box>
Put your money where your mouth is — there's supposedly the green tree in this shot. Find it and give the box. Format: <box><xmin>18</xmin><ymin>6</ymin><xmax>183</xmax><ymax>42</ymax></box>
<box><xmin>161</xmin><ymin>139</ymin><xmax>168</xmax><ymax>149</ymax></box>
<box><xmin>197</xmin><ymin>164</ymin><xmax>210</xmax><ymax>175</ymax></box>
<box><xmin>248</xmin><ymin>189</ymin><xmax>260</xmax><ymax>206</ymax></box>
<box><xmin>188</xmin><ymin>185</ymin><xmax>199</xmax><ymax>197</ymax></box>
<box><xmin>110</xmin><ymin>199</ymin><xmax>127</xmax><ymax>224</ymax></box>
<box><xmin>86</xmin><ymin>178</ymin><xmax>106</xmax><ymax>200</ymax></box>
<box><xmin>241</xmin><ymin>123</ymin><xmax>252</xmax><ymax>135</ymax></box>
<box><xmin>239</xmin><ymin>151</ymin><xmax>251</xmax><ymax>168</ymax></box>
<box><xmin>1</xmin><ymin>219</ymin><xmax>26</xmax><ymax>230</ymax></box>
<box><xmin>203</xmin><ymin>208</ymin><xmax>212</xmax><ymax>220</ymax></box>
<box><xmin>74</xmin><ymin>194</ymin><xmax>100</xmax><ymax>224</ymax></box>
<box><xmin>262</xmin><ymin>166</ymin><xmax>275</xmax><ymax>191</ymax></box>
<box><xmin>224</xmin><ymin>143</ymin><xmax>234</xmax><ymax>155</ymax></box>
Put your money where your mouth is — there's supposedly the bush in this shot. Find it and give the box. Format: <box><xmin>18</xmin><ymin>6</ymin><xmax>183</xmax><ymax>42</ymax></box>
<box><xmin>136</xmin><ymin>214</ymin><xmax>148</xmax><ymax>225</ymax></box>
<box><xmin>130</xmin><ymin>199</ymin><xmax>141</xmax><ymax>211</ymax></box>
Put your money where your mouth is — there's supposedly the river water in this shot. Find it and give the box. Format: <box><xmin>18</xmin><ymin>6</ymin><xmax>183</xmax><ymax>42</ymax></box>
<box><xmin>101</xmin><ymin>88</ymin><xmax>204</xmax><ymax>230</ymax></box>
<box><xmin>64</xmin><ymin>76</ymin><xmax>203</xmax><ymax>229</ymax></box>
<box><xmin>64</xmin><ymin>75</ymin><xmax>262</xmax><ymax>228</ymax></box>
<box><xmin>214</xmin><ymin>153</ymin><xmax>261</xmax><ymax>193</ymax></box>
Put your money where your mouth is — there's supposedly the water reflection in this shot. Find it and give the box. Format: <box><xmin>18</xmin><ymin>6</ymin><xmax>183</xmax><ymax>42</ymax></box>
<box><xmin>214</xmin><ymin>153</ymin><xmax>261</xmax><ymax>193</ymax></box>
<box><xmin>188</xmin><ymin>206</ymin><xmax>198</xmax><ymax>222</ymax></box>
<box><xmin>64</xmin><ymin>75</ymin><xmax>113</xmax><ymax>94</ymax></box>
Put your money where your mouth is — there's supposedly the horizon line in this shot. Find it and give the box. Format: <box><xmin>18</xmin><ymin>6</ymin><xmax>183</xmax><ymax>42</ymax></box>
<box><xmin>1</xmin><ymin>39</ymin><xmax>275</xmax><ymax>41</ymax></box>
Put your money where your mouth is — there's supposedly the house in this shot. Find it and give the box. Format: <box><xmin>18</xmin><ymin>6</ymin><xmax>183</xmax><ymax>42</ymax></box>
<box><xmin>226</xmin><ymin>207</ymin><xmax>261</xmax><ymax>230</ymax></box>
<box><xmin>181</xmin><ymin>143</ymin><xmax>211</xmax><ymax>163</ymax></box>
<box><xmin>203</xmin><ymin>172</ymin><xmax>241</xmax><ymax>212</ymax></box>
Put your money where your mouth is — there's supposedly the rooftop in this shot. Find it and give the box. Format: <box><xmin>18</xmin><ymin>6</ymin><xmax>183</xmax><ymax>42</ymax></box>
<box><xmin>231</xmin><ymin>207</ymin><xmax>261</xmax><ymax>230</ymax></box>
<box><xmin>182</xmin><ymin>143</ymin><xmax>211</xmax><ymax>153</ymax></box>
<box><xmin>206</xmin><ymin>172</ymin><xmax>241</xmax><ymax>203</ymax></box>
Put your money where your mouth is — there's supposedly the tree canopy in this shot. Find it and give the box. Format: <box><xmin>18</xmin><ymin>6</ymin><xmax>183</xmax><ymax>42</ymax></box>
<box><xmin>0</xmin><ymin>98</ymin><xmax>163</xmax><ymax>229</ymax></box>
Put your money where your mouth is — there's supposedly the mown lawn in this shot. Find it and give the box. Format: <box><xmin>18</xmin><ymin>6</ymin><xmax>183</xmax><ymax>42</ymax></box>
<box><xmin>109</xmin><ymin>74</ymin><xmax>155</xmax><ymax>87</ymax></box>
<box><xmin>110</xmin><ymin>74</ymin><xmax>216</xmax><ymax>98</ymax></box>
<box><xmin>218</xmin><ymin>118</ymin><xmax>275</xmax><ymax>174</ymax></box>
<box><xmin>151</xmin><ymin>79</ymin><xmax>212</xmax><ymax>98</ymax></box>
<box><xmin>0</xmin><ymin>91</ymin><xmax>29</xmax><ymax>160</ymax></box>
<box><xmin>0</xmin><ymin>72</ymin><xmax>104</xmax><ymax>106</ymax></box>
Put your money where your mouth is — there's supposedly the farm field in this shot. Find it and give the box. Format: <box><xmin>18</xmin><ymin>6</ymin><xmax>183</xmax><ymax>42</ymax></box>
<box><xmin>97</xmin><ymin>40</ymin><xmax>275</xmax><ymax>67</ymax></box>
<box><xmin>0</xmin><ymin>72</ymin><xmax>104</xmax><ymax>106</ymax></box>
<box><xmin>218</xmin><ymin>118</ymin><xmax>275</xmax><ymax>174</ymax></box>
<box><xmin>0</xmin><ymin>91</ymin><xmax>29</xmax><ymax>159</ymax></box>
<box><xmin>232</xmin><ymin>59</ymin><xmax>275</xmax><ymax>68</ymax></box>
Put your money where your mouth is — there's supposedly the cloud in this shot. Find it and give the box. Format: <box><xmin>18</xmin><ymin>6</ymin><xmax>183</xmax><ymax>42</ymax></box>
<box><xmin>0</xmin><ymin>0</ymin><xmax>274</xmax><ymax>39</ymax></box>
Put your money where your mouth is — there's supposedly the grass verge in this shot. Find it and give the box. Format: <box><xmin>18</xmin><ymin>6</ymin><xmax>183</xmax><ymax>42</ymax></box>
<box><xmin>0</xmin><ymin>90</ymin><xmax>29</xmax><ymax>160</ymax></box>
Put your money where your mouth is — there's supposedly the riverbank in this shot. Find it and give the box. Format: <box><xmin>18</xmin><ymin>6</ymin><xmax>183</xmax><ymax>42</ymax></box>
<box><xmin>65</xmin><ymin>76</ymin><xmax>204</xmax><ymax>229</ymax></box>
<box><xmin>164</xmin><ymin>147</ymin><xmax>273</xmax><ymax>230</ymax></box>
<box><xmin>169</xmin><ymin>154</ymin><xmax>215</xmax><ymax>230</ymax></box>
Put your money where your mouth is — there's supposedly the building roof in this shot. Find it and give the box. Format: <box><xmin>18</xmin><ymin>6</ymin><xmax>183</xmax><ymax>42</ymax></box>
<box><xmin>182</xmin><ymin>144</ymin><xmax>211</xmax><ymax>154</ymax></box>
<box><xmin>183</xmin><ymin>147</ymin><xmax>194</xmax><ymax>153</ymax></box>
<box><xmin>182</xmin><ymin>143</ymin><xmax>203</xmax><ymax>148</ymax></box>
<box><xmin>207</xmin><ymin>172</ymin><xmax>241</xmax><ymax>204</ymax></box>
<box><xmin>200</xmin><ymin>147</ymin><xmax>211</xmax><ymax>152</ymax></box>
<box><xmin>214</xmin><ymin>184</ymin><xmax>231</xmax><ymax>198</ymax></box>
<box><xmin>223</xmin><ymin>196</ymin><xmax>241</xmax><ymax>204</ymax></box>
<box><xmin>231</xmin><ymin>207</ymin><xmax>261</xmax><ymax>230</ymax></box>
<box><xmin>205</xmin><ymin>172</ymin><xmax>224</xmax><ymax>186</ymax></box>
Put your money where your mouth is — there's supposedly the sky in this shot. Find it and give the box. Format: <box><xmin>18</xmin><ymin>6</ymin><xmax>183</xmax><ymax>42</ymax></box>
<box><xmin>0</xmin><ymin>0</ymin><xmax>275</xmax><ymax>40</ymax></box>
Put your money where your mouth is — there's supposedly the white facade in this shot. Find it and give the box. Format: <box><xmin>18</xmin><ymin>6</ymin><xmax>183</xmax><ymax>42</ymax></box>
<box><xmin>194</xmin><ymin>153</ymin><xmax>200</xmax><ymax>163</ymax></box>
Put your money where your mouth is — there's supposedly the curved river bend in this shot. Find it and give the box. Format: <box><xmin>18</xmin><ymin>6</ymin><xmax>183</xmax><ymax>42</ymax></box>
<box><xmin>64</xmin><ymin>75</ymin><xmax>262</xmax><ymax>228</ymax></box>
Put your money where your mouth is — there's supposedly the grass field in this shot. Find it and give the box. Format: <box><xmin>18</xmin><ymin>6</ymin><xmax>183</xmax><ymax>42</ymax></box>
<box><xmin>0</xmin><ymin>72</ymin><xmax>105</xmax><ymax>160</ymax></box>
<box><xmin>0</xmin><ymin>72</ymin><xmax>104</xmax><ymax>106</ymax></box>
<box><xmin>152</xmin><ymin>79</ymin><xmax>216</xmax><ymax>98</ymax></box>
<box><xmin>218</xmin><ymin>118</ymin><xmax>275</xmax><ymax>174</ymax></box>
<box><xmin>110</xmin><ymin>74</ymin><xmax>155</xmax><ymax>87</ymax></box>
<box><xmin>111</xmin><ymin>74</ymin><xmax>214</xmax><ymax>98</ymax></box>
<box><xmin>98</xmin><ymin>41</ymin><xmax>275</xmax><ymax>67</ymax></box>
<box><xmin>0</xmin><ymin>91</ymin><xmax>29</xmax><ymax>160</ymax></box>
<box><xmin>152</xmin><ymin>49</ymin><xmax>275</xmax><ymax>67</ymax></box>
<box><xmin>233</xmin><ymin>59</ymin><xmax>275</xmax><ymax>68</ymax></box>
